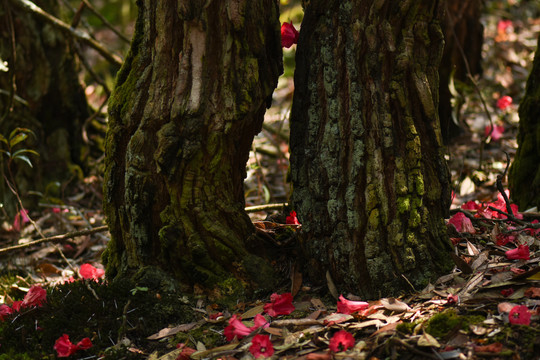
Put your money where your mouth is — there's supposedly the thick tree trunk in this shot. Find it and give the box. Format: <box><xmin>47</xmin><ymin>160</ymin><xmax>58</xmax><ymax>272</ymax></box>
<box><xmin>509</xmin><ymin>34</ymin><xmax>540</xmax><ymax>209</ymax></box>
<box><xmin>290</xmin><ymin>0</ymin><xmax>454</xmax><ymax>299</ymax></box>
<box><xmin>102</xmin><ymin>1</ymin><xmax>282</xmax><ymax>297</ymax></box>
<box><xmin>439</xmin><ymin>0</ymin><xmax>483</xmax><ymax>142</ymax></box>
<box><xmin>0</xmin><ymin>0</ymin><xmax>88</xmax><ymax>215</ymax></box>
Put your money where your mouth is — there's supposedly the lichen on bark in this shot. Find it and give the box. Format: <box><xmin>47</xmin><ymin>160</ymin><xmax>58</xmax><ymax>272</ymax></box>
<box><xmin>102</xmin><ymin>0</ymin><xmax>282</xmax><ymax>298</ymax></box>
<box><xmin>509</xmin><ymin>33</ymin><xmax>540</xmax><ymax>209</ymax></box>
<box><xmin>290</xmin><ymin>0</ymin><xmax>453</xmax><ymax>299</ymax></box>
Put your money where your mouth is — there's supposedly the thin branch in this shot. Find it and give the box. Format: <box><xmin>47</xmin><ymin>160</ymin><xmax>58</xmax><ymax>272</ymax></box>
<box><xmin>245</xmin><ymin>203</ymin><xmax>288</xmax><ymax>212</ymax></box>
<box><xmin>82</xmin><ymin>0</ymin><xmax>131</xmax><ymax>44</ymax></box>
<box><xmin>8</xmin><ymin>0</ymin><xmax>123</xmax><ymax>67</ymax></box>
<box><xmin>0</xmin><ymin>225</ymin><xmax>108</xmax><ymax>255</ymax></box>
<box><xmin>496</xmin><ymin>151</ymin><xmax>513</xmax><ymax>216</ymax></box>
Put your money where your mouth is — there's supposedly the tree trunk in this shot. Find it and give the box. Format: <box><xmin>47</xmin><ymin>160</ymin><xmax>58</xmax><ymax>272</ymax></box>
<box><xmin>509</xmin><ymin>33</ymin><xmax>540</xmax><ymax>210</ymax></box>
<box><xmin>439</xmin><ymin>0</ymin><xmax>483</xmax><ymax>142</ymax></box>
<box><xmin>0</xmin><ymin>0</ymin><xmax>88</xmax><ymax>216</ymax></box>
<box><xmin>102</xmin><ymin>0</ymin><xmax>282</xmax><ymax>297</ymax></box>
<box><xmin>290</xmin><ymin>0</ymin><xmax>454</xmax><ymax>299</ymax></box>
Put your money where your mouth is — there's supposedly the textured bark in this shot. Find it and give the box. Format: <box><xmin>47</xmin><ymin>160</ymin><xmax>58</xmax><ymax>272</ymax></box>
<box><xmin>290</xmin><ymin>0</ymin><xmax>453</xmax><ymax>299</ymax></box>
<box><xmin>509</xmin><ymin>33</ymin><xmax>540</xmax><ymax>209</ymax></box>
<box><xmin>0</xmin><ymin>0</ymin><xmax>88</xmax><ymax>215</ymax></box>
<box><xmin>102</xmin><ymin>0</ymin><xmax>282</xmax><ymax>297</ymax></box>
<box><xmin>439</xmin><ymin>0</ymin><xmax>483</xmax><ymax>142</ymax></box>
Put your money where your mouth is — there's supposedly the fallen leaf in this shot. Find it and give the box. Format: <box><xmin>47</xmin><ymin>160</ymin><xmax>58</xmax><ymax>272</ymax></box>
<box><xmin>305</xmin><ymin>352</ymin><xmax>332</xmax><ymax>360</ymax></box>
<box><xmin>473</xmin><ymin>342</ymin><xmax>503</xmax><ymax>353</ymax></box>
<box><xmin>524</xmin><ymin>287</ymin><xmax>540</xmax><ymax>298</ymax></box>
<box><xmin>241</xmin><ymin>304</ymin><xmax>264</xmax><ymax>319</ymax></box>
<box><xmin>326</xmin><ymin>271</ymin><xmax>339</xmax><ymax>300</ymax></box>
<box><xmin>147</xmin><ymin>321</ymin><xmax>202</xmax><ymax>340</ymax></box>
<box><xmin>191</xmin><ymin>344</ymin><xmax>239</xmax><ymax>360</ymax></box>
<box><xmin>418</xmin><ymin>332</ymin><xmax>441</xmax><ymax>347</ymax></box>
<box><xmin>379</xmin><ymin>298</ymin><xmax>410</xmax><ymax>313</ymax></box>
<box><xmin>310</xmin><ymin>298</ymin><xmax>326</xmax><ymax>311</ymax></box>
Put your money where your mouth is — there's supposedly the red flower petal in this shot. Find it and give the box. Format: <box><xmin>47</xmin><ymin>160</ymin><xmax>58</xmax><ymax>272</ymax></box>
<box><xmin>249</xmin><ymin>334</ymin><xmax>274</xmax><ymax>358</ymax></box>
<box><xmin>484</xmin><ymin>125</ymin><xmax>505</xmax><ymax>141</ymax></box>
<box><xmin>76</xmin><ymin>337</ymin><xmax>93</xmax><ymax>350</ymax></box>
<box><xmin>496</xmin><ymin>95</ymin><xmax>513</xmax><ymax>110</ymax></box>
<box><xmin>252</xmin><ymin>313</ymin><xmax>269</xmax><ymax>330</ymax></box>
<box><xmin>264</xmin><ymin>293</ymin><xmax>295</xmax><ymax>316</ymax></box>
<box><xmin>508</xmin><ymin>305</ymin><xmax>531</xmax><ymax>325</ymax></box>
<box><xmin>281</xmin><ymin>22</ymin><xmax>299</xmax><ymax>48</ymax></box>
<box><xmin>329</xmin><ymin>330</ymin><xmax>355</xmax><ymax>352</ymax></box>
<box><xmin>224</xmin><ymin>315</ymin><xmax>252</xmax><ymax>341</ymax></box>
<box><xmin>286</xmin><ymin>211</ymin><xmax>300</xmax><ymax>225</ymax></box>
<box><xmin>22</xmin><ymin>285</ymin><xmax>47</xmax><ymax>308</ymax></box>
<box><xmin>448</xmin><ymin>212</ymin><xmax>475</xmax><ymax>233</ymax></box>
<box><xmin>80</xmin><ymin>263</ymin><xmax>105</xmax><ymax>281</ymax></box>
<box><xmin>505</xmin><ymin>245</ymin><xmax>530</xmax><ymax>260</ymax></box>
<box><xmin>54</xmin><ymin>334</ymin><xmax>77</xmax><ymax>357</ymax></box>
<box><xmin>336</xmin><ymin>295</ymin><xmax>369</xmax><ymax>315</ymax></box>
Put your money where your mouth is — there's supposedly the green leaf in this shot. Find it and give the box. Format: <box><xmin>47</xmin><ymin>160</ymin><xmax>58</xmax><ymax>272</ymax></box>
<box><xmin>8</xmin><ymin>128</ymin><xmax>36</xmax><ymax>147</ymax></box>
<box><xmin>12</xmin><ymin>149</ymin><xmax>40</xmax><ymax>158</ymax></box>
<box><xmin>13</xmin><ymin>154</ymin><xmax>33</xmax><ymax>168</ymax></box>
<box><xmin>9</xmin><ymin>132</ymin><xmax>28</xmax><ymax>148</ymax></box>
<box><xmin>0</xmin><ymin>133</ymin><xmax>8</xmax><ymax>145</ymax></box>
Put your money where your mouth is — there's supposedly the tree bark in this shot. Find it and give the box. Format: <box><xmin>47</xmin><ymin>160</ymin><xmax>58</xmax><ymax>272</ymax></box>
<box><xmin>102</xmin><ymin>0</ymin><xmax>282</xmax><ymax>297</ymax></box>
<box><xmin>509</xmin><ymin>33</ymin><xmax>540</xmax><ymax>210</ymax></box>
<box><xmin>290</xmin><ymin>0</ymin><xmax>454</xmax><ymax>299</ymax></box>
<box><xmin>0</xmin><ymin>0</ymin><xmax>88</xmax><ymax>215</ymax></box>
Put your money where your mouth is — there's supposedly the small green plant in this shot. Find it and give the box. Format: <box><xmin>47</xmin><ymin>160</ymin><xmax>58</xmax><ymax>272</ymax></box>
<box><xmin>0</xmin><ymin>127</ymin><xmax>39</xmax><ymax>169</ymax></box>
<box><xmin>0</xmin><ymin>127</ymin><xmax>39</xmax><ymax>229</ymax></box>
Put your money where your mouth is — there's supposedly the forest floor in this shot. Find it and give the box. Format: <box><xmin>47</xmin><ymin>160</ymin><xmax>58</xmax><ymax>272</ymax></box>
<box><xmin>1</xmin><ymin>1</ymin><xmax>540</xmax><ymax>359</ymax></box>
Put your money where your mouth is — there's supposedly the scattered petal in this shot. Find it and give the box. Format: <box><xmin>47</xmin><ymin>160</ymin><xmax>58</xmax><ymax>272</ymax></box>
<box><xmin>337</xmin><ymin>295</ymin><xmax>369</xmax><ymax>315</ymax></box>
<box><xmin>449</xmin><ymin>212</ymin><xmax>476</xmax><ymax>233</ymax></box>
<box><xmin>505</xmin><ymin>245</ymin><xmax>530</xmax><ymax>260</ymax></box>
<box><xmin>54</xmin><ymin>334</ymin><xmax>77</xmax><ymax>357</ymax></box>
<box><xmin>22</xmin><ymin>285</ymin><xmax>47</xmax><ymax>308</ymax></box>
<box><xmin>264</xmin><ymin>293</ymin><xmax>295</xmax><ymax>316</ymax></box>
<box><xmin>281</xmin><ymin>22</ymin><xmax>299</xmax><ymax>48</ymax></box>
<box><xmin>329</xmin><ymin>330</ymin><xmax>355</xmax><ymax>352</ymax></box>
<box><xmin>80</xmin><ymin>263</ymin><xmax>105</xmax><ymax>281</ymax></box>
<box><xmin>224</xmin><ymin>315</ymin><xmax>252</xmax><ymax>341</ymax></box>
<box><xmin>508</xmin><ymin>305</ymin><xmax>531</xmax><ymax>325</ymax></box>
<box><xmin>249</xmin><ymin>334</ymin><xmax>274</xmax><ymax>358</ymax></box>
<box><xmin>286</xmin><ymin>211</ymin><xmax>300</xmax><ymax>225</ymax></box>
<box><xmin>484</xmin><ymin>125</ymin><xmax>505</xmax><ymax>141</ymax></box>
<box><xmin>496</xmin><ymin>95</ymin><xmax>513</xmax><ymax>110</ymax></box>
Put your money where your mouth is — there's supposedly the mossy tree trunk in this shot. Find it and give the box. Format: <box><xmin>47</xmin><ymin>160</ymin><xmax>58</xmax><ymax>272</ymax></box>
<box><xmin>0</xmin><ymin>0</ymin><xmax>88</xmax><ymax>216</ymax></box>
<box><xmin>290</xmin><ymin>0</ymin><xmax>454</xmax><ymax>299</ymax></box>
<box><xmin>439</xmin><ymin>0</ymin><xmax>483</xmax><ymax>142</ymax></box>
<box><xmin>102</xmin><ymin>1</ymin><xmax>282</xmax><ymax>297</ymax></box>
<box><xmin>509</xmin><ymin>34</ymin><xmax>540</xmax><ymax>209</ymax></box>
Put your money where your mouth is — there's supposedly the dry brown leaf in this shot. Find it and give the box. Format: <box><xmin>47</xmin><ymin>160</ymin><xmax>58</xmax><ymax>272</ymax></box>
<box><xmin>418</xmin><ymin>332</ymin><xmax>441</xmax><ymax>347</ymax></box>
<box><xmin>370</xmin><ymin>322</ymin><xmax>398</xmax><ymax>337</ymax></box>
<box><xmin>524</xmin><ymin>287</ymin><xmax>540</xmax><ymax>298</ymax></box>
<box><xmin>497</xmin><ymin>302</ymin><xmax>515</xmax><ymax>313</ymax></box>
<box><xmin>379</xmin><ymin>298</ymin><xmax>410</xmax><ymax>313</ymax></box>
<box><xmin>466</xmin><ymin>240</ymin><xmax>480</xmax><ymax>256</ymax></box>
<box><xmin>241</xmin><ymin>304</ymin><xmax>264</xmax><ymax>319</ymax></box>
<box><xmin>264</xmin><ymin>327</ymin><xmax>283</xmax><ymax>336</ymax></box>
<box><xmin>310</xmin><ymin>298</ymin><xmax>327</xmax><ymax>311</ymax></box>
<box><xmin>146</xmin><ymin>321</ymin><xmax>202</xmax><ymax>340</ymax></box>
<box><xmin>348</xmin><ymin>319</ymin><xmax>384</xmax><ymax>329</ymax></box>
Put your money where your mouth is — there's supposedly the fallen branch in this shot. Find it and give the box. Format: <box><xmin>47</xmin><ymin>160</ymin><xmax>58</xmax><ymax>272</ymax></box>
<box><xmin>9</xmin><ymin>0</ymin><xmax>123</xmax><ymax>66</ymax></box>
<box><xmin>0</xmin><ymin>225</ymin><xmax>108</xmax><ymax>255</ymax></box>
